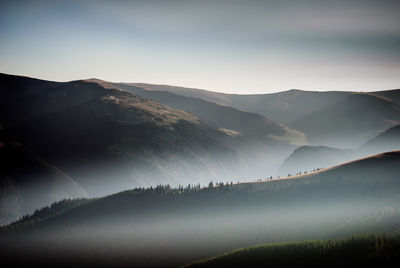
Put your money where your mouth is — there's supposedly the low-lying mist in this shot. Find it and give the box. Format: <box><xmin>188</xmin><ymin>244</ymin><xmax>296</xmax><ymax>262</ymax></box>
<box><xmin>2</xmin><ymin>151</ymin><xmax>400</xmax><ymax>267</ymax></box>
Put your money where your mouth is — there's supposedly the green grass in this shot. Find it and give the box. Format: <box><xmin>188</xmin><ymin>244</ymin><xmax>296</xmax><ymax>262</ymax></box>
<box><xmin>185</xmin><ymin>233</ymin><xmax>400</xmax><ymax>268</ymax></box>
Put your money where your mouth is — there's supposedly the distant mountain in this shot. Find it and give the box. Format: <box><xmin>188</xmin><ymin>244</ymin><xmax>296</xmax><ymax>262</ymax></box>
<box><xmin>128</xmin><ymin>83</ymin><xmax>400</xmax><ymax>148</ymax></box>
<box><xmin>0</xmin><ymin>73</ymin><xmax>253</xmax><ymax>198</ymax></box>
<box><xmin>0</xmin><ymin>125</ymin><xmax>87</xmax><ymax>225</ymax></box>
<box><xmin>2</xmin><ymin>151</ymin><xmax>399</xmax><ymax>267</ymax></box>
<box><xmin>131</xmin><ymin>84</ymin><xmax>400</xmax><ymax>121</ymax></box>
<box><xmin>109</xmin><ymin>82</ymin><xmax>300</xmax><ymax>140</ymax></box>
<box><xmin>289</xmin><ymin>93</ymin><xmax>400</xmax><ymax>149</ymax></box>
<box><xmin>129</xmin><ymin>83</ymin><xmax>233</xmax><ymax>107</ymax></box>
<box><xmin>361</xmin><ymin>124</ymin><xmax>400</xmax><ymax>155</ymax></box>
<box><xmin>128</xmin><ymin>83</ymin><xmax>351</xmax><ymax>124</ymax></box>
<box><xmin>278</xmin><ymin>145</ymin><xmax>357</xmax><ymax>177</ymax></box>
<box><xmin>225</xmin><ymin>90</ymin><xmax>353</xmax><ymax>125</ymax></box>
<box><xmin>94</xmin><ymin>80</ymin><xmax>310</xmax><ymax>174</ymax></box>
<box><xmin>106</xmin><ymin>82</ymin><xmax>306</xmax><ymax>174</ymax></box>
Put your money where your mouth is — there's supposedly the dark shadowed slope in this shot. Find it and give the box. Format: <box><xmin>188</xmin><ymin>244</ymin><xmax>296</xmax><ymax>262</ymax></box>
<box><xmin>0</xmin><ymin>73</ymin><xmax>249</xmax><ymax>197</ymax></box>
<box><xmin>0</xmin><ymin>125</ymin><xmax>87</xmax><ymax>226</ymax></box>
<box><xmin>290</xmin><ymin>93</ymin><xmax>400</xmax><ymax>149</ymax></box>
<box><xmin>361</xmin><ymin>124</ymin><xmax>400</xmax><ymax>155</ymax></box>
<box><xmin>1</xmin><ymin>151</ymin><xmax>400</xmax><ymax>267</ymax></box>
<box><xmin>277</xmin><ymin>145</ymin><xmax>357</xmax><ymax>177</ymax></box>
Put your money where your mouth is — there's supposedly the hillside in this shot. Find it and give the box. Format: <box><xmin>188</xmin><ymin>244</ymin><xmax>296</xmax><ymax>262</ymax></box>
<box><xmin>290</xmin><ymin>93</ymin><xmax>400</xmax><ymax>149</ymax></box>
<box><xmin>186</xmin><ymin>234</ymin><xmax>400</xmax><ymax>268</ymax></box>
<box><xmin>277</xmin><ymin>145</ymin><xmax>357</xmax><ymax>177</ymax></box>
<box><xmin>0</xmin><ymin>73</ymin><xmax>252</xmax><ymax>197</ymax></box>
<box><xmin>1</xmin><ymin>151</ymin><xmax>400</xmax><ymax>267</ymax></box>
<box><xmin>361</xmin><ymin>124</ymin><xmax>400</xmax><ymax>155</ymax></box>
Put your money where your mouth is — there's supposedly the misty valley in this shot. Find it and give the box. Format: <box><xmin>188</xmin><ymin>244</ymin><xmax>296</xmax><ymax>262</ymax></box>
<box><xmin>1</xmin><ymin>73</ymin><xmax>400</xmax><ymax>267</ymax></box>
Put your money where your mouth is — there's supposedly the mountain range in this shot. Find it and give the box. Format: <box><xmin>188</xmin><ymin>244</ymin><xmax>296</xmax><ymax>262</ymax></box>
<box><xmin>1</xmin><ymin>72</ymin><xmax>399</xmax><ymax>226</ymax></box>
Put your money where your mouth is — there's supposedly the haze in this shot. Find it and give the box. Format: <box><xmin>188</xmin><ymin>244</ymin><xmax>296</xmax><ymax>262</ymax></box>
<box><xmin>1</xmin><ymin>0</ymin><xmax>400</xmax><ymax>93</ymax></box>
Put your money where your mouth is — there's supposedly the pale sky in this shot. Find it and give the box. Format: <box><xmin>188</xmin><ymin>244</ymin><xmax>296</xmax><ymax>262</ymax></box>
<box><xmin>1</xmin><ymin>0</ymin><xmax>399</xmax><ymax>94</ymax></box>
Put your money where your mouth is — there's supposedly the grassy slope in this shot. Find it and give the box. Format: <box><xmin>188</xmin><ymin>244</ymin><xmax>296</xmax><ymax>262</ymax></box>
<box><xmin>185</xmin><ymin>233</ymin><xmax>400</xmax><ymax>268</ymax></box>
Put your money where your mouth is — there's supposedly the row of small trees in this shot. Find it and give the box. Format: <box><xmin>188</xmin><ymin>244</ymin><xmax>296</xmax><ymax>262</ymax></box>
<box><xmin>130</xmin><ymin>180</ymin><xmax>235</xmax><ymax>195</ymax></box>
<box><xmin>5</xmin><ymin>168</ymin><xmax>328</xmax><ymax>229</ymax></box>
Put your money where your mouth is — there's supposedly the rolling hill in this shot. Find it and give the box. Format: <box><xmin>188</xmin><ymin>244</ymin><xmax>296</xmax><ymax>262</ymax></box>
<box><xmin>361</xmin><ymin>124</ymin><xmax>400</xmax><ymax>155</ymax></box>
<box><xmin>186</xmin><ymin>234</ymin><xmax>400</xmax><ymax>268</ymax></box>
<box><xmin>289</xmin><ymin>93</ymin><xmax>400</xmax><ymax>149</ymax></box>
<box><xmin>277</xmin><ymin>145</ymin><xmax>357</xmax><ymax>177</ymax></box>
<box><xmin>127</xmin><ymin>83</ymin><xmax>352</xmax><ymax>124</ymax></box>
<box><xmin>1</xmin><ymin>151</ymin><xmax>400</xmax><ymax>267</ymax></box>
<box><xmin>278</xmin><ymin>123</ymin><xmax>400</xmax><ymax>177</ymax></box>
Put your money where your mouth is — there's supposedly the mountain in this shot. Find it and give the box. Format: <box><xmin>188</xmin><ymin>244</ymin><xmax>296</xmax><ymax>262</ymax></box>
<box><xmin>0</xmin><ymin>125</ymin><xmax>87</xmax><ymax>226</ymax></box>
<box><xmin>127</xmin><ymin>83</ymin><xmax>351</xmax><ymax>124</ymax></box>
<box><xmin>108</xmin><ymin>82</ymin><xmax>301</xmax><ymax>141</ymax></box>
<box><xmin>289</xmin><ymin>93</ymin><xmax>400</xmax><ymax>149</ymax></box>
<box><xmin>0</xmin><ymin>73</ymin><xmax>252</xmax><ymax>197</ymax></box>
<box><xmin>2</xmin><ymin>151</ymin><xmax>400</xmax><ymax>267</ymax></box>
<box><xmin>361</xmin><ymin>124</ymin><xmax>400</xmax><ymax>155</ymax></box>
<box><xmin>105</xmin><ymin>82</ymin><xmax>306</xmax><ymax>175</ymax></box>
<box><xmin>127</xmin><ymin>83</ymin><xmax>400</xmax><ymax>148</ymax></box>
<box><xmin>277</xmin><ymin>145</ymin><xmax>357</xmax><ymax>177</ymax></box>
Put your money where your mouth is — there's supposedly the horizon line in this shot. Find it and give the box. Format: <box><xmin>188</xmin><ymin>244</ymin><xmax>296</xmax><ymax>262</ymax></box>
<box><xmin>1</xmin><ymin>71</ymin><xmax>399</xmax><ymax>95</ymax></box>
